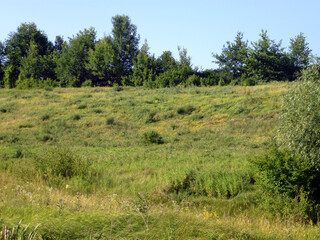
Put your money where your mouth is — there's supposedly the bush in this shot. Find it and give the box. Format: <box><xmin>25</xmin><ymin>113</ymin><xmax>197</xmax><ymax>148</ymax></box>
<box><xmin>142</xmin><ymin>130</ymin><xmax>164</xmax><ymax>144</ymax></box>
<box><xmin>77</xmin><ymin>104</ymin><xmax>87</xmax><ymax>109</ymax></box>
<box><xmin>252</xmin><ymin>148</ymin><xmax>320</xmax><ymax>221</ymax></box>
<box><xmin>253</xmin><ymin>65</ymin><xmax>320</xmax><ymax>221</ymax></box>
<box><xmin>33</xmin><ymin>147</ymin><xmax>91</xmax><ymax>182</ymax></box>
<box><xmin>186</xmin><ymin>74</ymin><xmax>200</xmax><ymax>86</ymax></box>
<box><xmin>277</xmin><ymin>65</ymin><xmax>320</xmax><ymax>168</ymax></box>
<box><xmin>81</xmin><ymin>79</ymin><xmax>92</xmax><ymax>87</ymax></box>
<box><xmin>72</xmin><ymin>114</ymin><xmax>81</xmax><ymax>120</ymax></box>
<box><xmin>113</xmin><ymin>83</ymin><xmax>123</xmax><ymax>92</ymax></box>
<box><xmin>218</xmin><ymin>78</ymin><xmax>226</xmax><ymax>86</ymax></box>
<box><xmin>41</xmin><ymin>114</ymin><xmax>50</xmax><ymax>121</ymax></box>
<box><xmin>177</xmin><ymin>105</ymin><xmax>195</xmax><ymax>115</ymax></box>
<box><xmin>105</xmin><ymin>117</ymin><xmax>115</xmax><ymax>125</ymax></box>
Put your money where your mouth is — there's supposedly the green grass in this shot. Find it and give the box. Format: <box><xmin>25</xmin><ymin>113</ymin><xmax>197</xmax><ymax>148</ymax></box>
<box><xmin>1</xmin><ymin>83</ymin><xmax>319</xmax><ymax>239</ymax></box>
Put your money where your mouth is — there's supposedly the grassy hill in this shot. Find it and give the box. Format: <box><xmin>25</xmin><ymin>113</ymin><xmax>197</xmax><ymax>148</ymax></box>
<box><xmin>0</xmin><ymin>83</ymin><xmax>319</xmax><ymax>239</ymax></box>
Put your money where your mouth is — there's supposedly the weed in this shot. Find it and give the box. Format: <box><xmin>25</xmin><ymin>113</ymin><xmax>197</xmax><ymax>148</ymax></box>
<box><xmin>143</xmin><ymin>130</ymin><xmax>164</xmax><ymax>144</ymax></box>
<box><xmin>177</xmin><ymin>105</ymin><xmax>195</xmax><ymax>115</ymax></box>
<box><xmin>0</xmin><ymin>108</ymin><xmax>7</xmax><ymax>113</ymax></box>
<box><xmin>77</xmin><ymin>104</ymin><xmax>87</xmax><ymax>109</ymax></box>
<box><xmin>18</xmin><ymin>124</ymin><xmax>33</xmax><ymax>129</ymax></box>
<box><xmin>133</xmin><ymin>192</ymin><xmax>150</xmax><ymax>232</ymax></box>
<box><xmin>72</xmin><ymin>114</ymin><xmax>81</xmax><ymax>120</ymax></box>
<box><xmin>106</xmin><ymin>117</ymin><xmax>115</xmax><ymax>125</ymax></box>
<box><xmin>0</xmin><ymin>220</ymin><xmax>40</xmax><ymax>240</ymax></box>
<box><xmin>93</xmin><ymin>109</ymin><xmax>103</xmax><ymax>114</ymax></box>
<box><xmin>41</xmin><ymin>114</ymin><xmax>50</xmax><ymax>121</ymax></box>
<box><xmin>113</xmin><ymin>83</ymin><xmax>123</xmax><ymax>92</ymax></box>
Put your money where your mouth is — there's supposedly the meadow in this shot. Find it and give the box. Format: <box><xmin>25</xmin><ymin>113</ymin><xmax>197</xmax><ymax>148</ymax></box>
<box><xmin>1</xmin><ymin>83</ymin><xmax>320</xmax><ymax>239</ymax></box>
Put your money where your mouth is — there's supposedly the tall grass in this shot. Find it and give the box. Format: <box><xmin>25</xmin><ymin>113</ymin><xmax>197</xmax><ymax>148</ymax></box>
<box><xmin>2</xmin><ymin>83</ymin><xmax>318</xmax><ymax>239</ymax></box>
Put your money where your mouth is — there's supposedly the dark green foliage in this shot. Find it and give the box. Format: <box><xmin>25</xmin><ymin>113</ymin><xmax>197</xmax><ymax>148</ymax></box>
<box><xmin>111</xmin><ymin>15</ymin><xmax>140</xmax><ymax>82</ymax></box>
<box><xmin>130</xmin><ymin>40</ymin><xmax>156</xmax><ymax>87</ymax></box>
<box><xmin>86</xmin><ymin>37</ymin><xmax>116</xmax><ymax>86</ymax></box>
<box><xmin>253</xmin><ymin>148</ymin><xmax>320</xmax><ymax>201</ymax></box>
<box><xmin>54</xmin><ymin>35</ymin><xmax>65</xmax><ymax>54</ymax></box>
<box><xmin>105</xmin><ymin>117</ymin><xmax>115</xmax><ymax>125</ymax></box>
<box><xmin>93</xmin><ymin>109</ymin><xmax>103</xmax><ymax>114</ymax></box>
<box><xmin>56</xmin><ymin>27</ymin><xmax>96</xmax><ymax>87</ymax></box>
<box><xmin>72</xmin><ymin>114</ymin><xmax>81</xmax><ymax>120</ymax></box>
<box><xmin>186</xmin><ymin>74</ymin><xmax>200</xmax><ymax>86</ymax></box>
<box><xmin>253</xmin><ymin>65</ymin><xmax>320</xmax><ymax>221</ymax></box>
<box><xmin>177</xmin><ymin>105</ymin><xmax>195</xmax><ymax>115</ymax></box>
<box><xmin>0</xmin><ymin>108</ymin><xmax>7</xmax><ymax>113</ymax></box>
<box><xmin>245</xmin><ymin>30</ymin><xmax>294</xmax><ymax>82</ymax></box>
<box><xmin>4</xmin><ymin>22</ymin><xmax>53</xmax><ymax>87</ymax></box>
<box><xmin>252</xmin><ymin>148</ymin><xmax>320</xmax><ymax>221</ymax></box>
<box><xmin>37</xmin><ymin>134</ymin><xmax>53</xmax><ymax>142</ymax></box>
<box><xmin>13</xmin><ymin>148</ymin><xmax>24</xmax><ymax>158</ymax></box>
<box><xmin>41</xmin><ymin>114</ymin><xmax>50</xmax><ymax>121</ymax></box>
<box><xmin>18</xmin><ymin>123</ymin><xmax>33</xmax><ymax>128</ymax></box>
<box><xmin>289</xmin><ymin>33</ymin><xmax>312</xmax><ymax>76</ymax></box>
<box><xmin>142</xmin><ymin>130</ymin><xmax>164</xmax><ymax>144</ymax></box>
<box><xmin>0</xmin><ymin>41</ymin><xmax>4</xmax><ymax>87</ymax></box>
<box><xmin>18</xmin><ymin>41</ymin><xmax>56</xmax><ymax>82</ymax></box>
<box><xmin>0</xmin><ymin>18</ymin><xmax>315</xmax><ymax>90</ymax></box>
<box><xmin>77</xmin><ymin>104</ymin><xmax>87</xmax><ymax>109</ymax></box>
<box><xmin>213</xmin><ymin>32</ymin><xmax>248</xmax><ymax>80</ymax></box>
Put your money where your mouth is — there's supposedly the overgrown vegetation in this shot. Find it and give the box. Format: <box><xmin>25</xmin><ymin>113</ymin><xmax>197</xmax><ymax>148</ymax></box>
<box><xmin>253</xmin><ymin>65</ymin><xmax>320</xmax><ymax>222</ymax></box>
<box><xmin>1</xmin><ymin>81</ymin><xmax>320</xmax><ymax>239</ymax></box>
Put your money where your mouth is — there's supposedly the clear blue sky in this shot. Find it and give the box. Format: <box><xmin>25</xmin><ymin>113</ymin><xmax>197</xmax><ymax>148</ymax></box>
<box><xmin>1</xmin><ymin>0</ymin><xmax>319</xmax><ymax>69</ymax></box>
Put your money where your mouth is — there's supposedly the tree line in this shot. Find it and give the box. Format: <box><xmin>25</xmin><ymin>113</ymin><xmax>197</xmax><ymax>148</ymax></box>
<box><xmin>0</xmin><ymin>15</ymin><xmax>317</xmax><ymax>89</ymax></box>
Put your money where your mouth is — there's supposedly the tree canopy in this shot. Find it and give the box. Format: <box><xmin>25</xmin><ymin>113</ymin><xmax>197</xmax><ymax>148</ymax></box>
<box><xmin>0</xmin><ymin>17</ymin><xmax>317</xmax><ymax>89</ymax></box>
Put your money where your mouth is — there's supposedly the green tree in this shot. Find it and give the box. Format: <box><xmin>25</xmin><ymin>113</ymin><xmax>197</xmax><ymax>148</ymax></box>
<box><xmin>289</xmin><ymin>33</ymin><xmax>312</xmax><ymax>75</ymax></box>
<box><xmin>213</xmin><ymin>32</ymin><xmax>248</xmax><ymax>80</ymax></box>
<box><xmin>111</xmin><ymin>15</ymin><xmax>140</xmax><ymax>82</ymax></box>
<box><xmin>246</xmin><ymin>30</ymin><xmax>293</xmax><ymax>82</ymax></box>
<box><xmin>154</xmin><ymin>51</ymin><xmax>177</xmax><ymax>74</ymax></box>
<box><xmin>131</xmin><ymin>40</ymin><xmax>156</xmax><ymax>87</ymax></box>
<box><xmin>155</xmin><ymin>47</ymin><xmax>193</xmax><ymax>87</ymax></box>
<box><xmin>4</xmin><ymin>22</ymin><xmax>53</xmax><ymax>87</ymax></box>
<box><xmin>56</xmin><ymin>27</ymin><xmax>96</xmax><ymax>87</ymax></box>
<box><xmin>54</xmin><ymin>35</ymin><xmax>65</xmax><ymax>54</ymax></box>
<box><xmin>86</xmin><ymin>36</ymin><xmax>116</xmax><ymax>86</ymax></box>
<box><xmin>18</xmin><ymin>41</ymin><xmax>56</xmax><ymax>82</ymax></box>
<box><xmin>0</xmin><ymin>41</ymin><xmax>5</xmax><ymax>87</ymax></box>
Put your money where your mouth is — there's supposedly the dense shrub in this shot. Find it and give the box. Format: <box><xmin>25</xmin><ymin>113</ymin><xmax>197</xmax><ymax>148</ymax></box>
<box><xmin>81</xmin><ymin>79</ymin><xmax>92</xmax><ymax>87</ymax></box>
<box><xmin>254</xmin><ymin>65</ymin><xmax>320</xmax><ymax>221</ymax></box>
<box><xmin>177</xmin><ymin>105</ymin><xmax>195</xmax><ymax>115</ymax></box>
<box><xmin>277</xmin><ymin>65</ymin><xmax>320</xmax><ymax>168</ymax></box>
<box><xmin>142</xmin><ymin>130</ymin><xmax>164</xmax><ymax>144</ymax></box>
<box><xmin>252</xmin><ymin>148</ymin><xmax>320</xmax><ymax>221</ymax></box>
<box><xmin>33</xmin><ymin>147</ymin><xmax>91</xmax><ymax>183</ymax></box>
<box><xmin>105</xmin><ymin>117</ymin><xmax>115</xmax><ymax>125</ymax></box>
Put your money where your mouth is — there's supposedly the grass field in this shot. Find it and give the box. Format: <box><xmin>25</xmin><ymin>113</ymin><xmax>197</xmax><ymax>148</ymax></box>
<box><xmin>1</xmin><ymin>83</ymin><xmax>320</xmax><ymax>239</ymax></box>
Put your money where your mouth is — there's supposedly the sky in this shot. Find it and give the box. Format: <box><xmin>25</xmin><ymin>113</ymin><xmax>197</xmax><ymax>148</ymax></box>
<box><xmin>1</xmin><ymin>0</ymin><xmax>319</xmax><ymax>70</ymax></box>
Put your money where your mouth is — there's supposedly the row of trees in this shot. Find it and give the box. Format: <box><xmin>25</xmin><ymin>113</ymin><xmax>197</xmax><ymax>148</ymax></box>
<box><xmin>214</xmin><ymin>31</ymin><xmax>315</xmax><ymax>85</ymax></box>
<box><xmin>0</xmin><ymin>15</ymin><xmax>317</xmax><ymax>88</ymax></box>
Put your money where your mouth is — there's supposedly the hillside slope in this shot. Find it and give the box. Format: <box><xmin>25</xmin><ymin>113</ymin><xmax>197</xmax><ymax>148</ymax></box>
<box><xmin>1</xmin><ymin>83</ymin><xmax>319</xmax><ymax>239</ymax></box>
